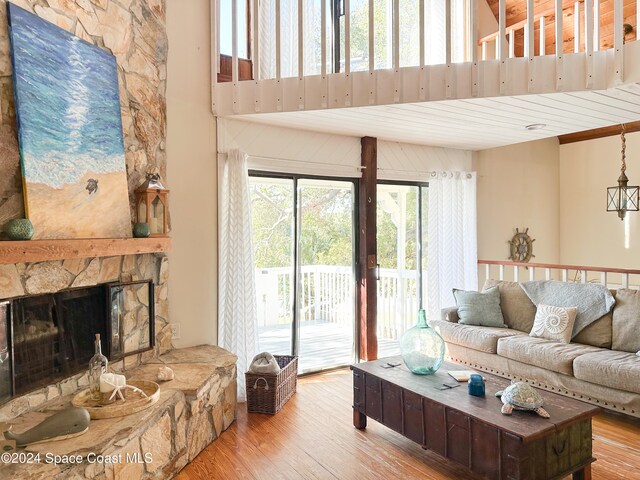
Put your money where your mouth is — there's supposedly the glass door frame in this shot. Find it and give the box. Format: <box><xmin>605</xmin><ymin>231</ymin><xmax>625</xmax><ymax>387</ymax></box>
<box><xmin>377</xmin><ymin>180</ymin><xmax>429</xmax><ymax>310</ymax></box>
<box><xmin>249</xmin><ymin>170</ymin><xmax>361</xmax><ymax>369</ymax></box>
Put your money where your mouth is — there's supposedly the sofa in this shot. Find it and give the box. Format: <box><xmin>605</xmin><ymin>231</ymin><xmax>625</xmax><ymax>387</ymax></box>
<box><xmin>430</xmin><ymin>279</ymin><xmax>640</xmax><ymax>417</ymax></box>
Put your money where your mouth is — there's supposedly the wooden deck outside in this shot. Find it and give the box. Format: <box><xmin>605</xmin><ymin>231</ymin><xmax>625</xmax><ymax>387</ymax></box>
<box><xmin>258</xmin><ymin>323</ymin><xmax>400</xmax><ymax>374</ymax></box>
<box><xmin>178</xmin><ymin>368</ymin><xmax>640</xmax><ymax>480</ymax></box>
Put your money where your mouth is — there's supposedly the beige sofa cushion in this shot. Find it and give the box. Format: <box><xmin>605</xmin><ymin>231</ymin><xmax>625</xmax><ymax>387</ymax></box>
<box><xmin>573</xmin><ymin>311</ymin><xmax>613</xmax><ymax>348</ymax></box>
<box><xmin>574</xmin><ymin>350</ymin><xmax>640</xmax><ymax>395</ymax></box>
<box><xmin>447</xmin><ymin>343</ymin><xmax>640</xmax><ymax>417</ymax></box>
<box><xmin>496</xmin><ymin>336</ymin><xmax>604</xmax><ymax>376</ymax></box>
<box><xmin>429</xmin><ymin>319</ymin><xmax>524</xmax><ymax>354</ymax></box>
<box><xmin>483</xmin><ymin>279</ymin><xmax>536</xmax><ymax>333</ymax></box>
<box><xmin>612</xmin><ymin>289</ymin><xmax>640</xmax><ymax>353</ymax></box>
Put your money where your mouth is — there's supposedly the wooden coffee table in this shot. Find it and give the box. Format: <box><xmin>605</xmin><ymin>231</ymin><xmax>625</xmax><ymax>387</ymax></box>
<box><xmin>351</xmin><ymin>357</ymin><xmax>600</xmax><ymax>480</ymax></box>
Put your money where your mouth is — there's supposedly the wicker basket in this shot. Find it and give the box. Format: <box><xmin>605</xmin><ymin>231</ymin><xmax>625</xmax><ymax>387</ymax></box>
<box><xmin>246</xmin><ymin>355</ymin><xmax>298</xmax><ymax>414</ymax></box>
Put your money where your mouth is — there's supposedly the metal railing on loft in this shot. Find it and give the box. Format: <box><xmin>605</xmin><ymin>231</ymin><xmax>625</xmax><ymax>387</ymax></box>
<box><xmin>211</xmin><ymin>0</ymin><xmax>639</xmax><ymax>115</ymax></box>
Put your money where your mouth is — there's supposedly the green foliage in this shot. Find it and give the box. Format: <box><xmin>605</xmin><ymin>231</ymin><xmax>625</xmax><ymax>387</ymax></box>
<box><xmin>250</xmin><ymin>182</ymin><xmax>293</xmax><ymax>268</ymax></box>
<box><xmin>250</xmin><ymin>181</ymin><xmax>354</xmax><ymax>268</ymax></box>
<box><xmin>250</xmin><ymin>179</ymin><xmax>427</xmax><ymax>271</ymax></box>
<box><xmin>348</xmin><ymin>0</ymin><xmax>420</xmax><ymax>70</ymax></box>
<box><xmin>377</xmin><ymin>188</ymin><xmax>419</xmax><ymax>270</ymax></box>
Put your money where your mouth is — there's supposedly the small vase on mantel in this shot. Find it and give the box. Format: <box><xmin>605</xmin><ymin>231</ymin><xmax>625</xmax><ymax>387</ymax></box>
<box><xmin>400</xmin><ymin>309</ymin><xmax>445</xmax><ymax>375</ymax></box>
<box><xmin>88</xmin><ymin>334</ymin><xmax>108</xmax><ymax>402</ymax></box>
<box><xmin>4</xmin><ymin>218</ymin><xmax>34</xmax><ymax>240</ymax></box>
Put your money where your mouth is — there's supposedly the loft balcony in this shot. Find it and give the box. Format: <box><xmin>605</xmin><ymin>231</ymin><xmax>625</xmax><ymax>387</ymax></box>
<box><xmin>211</xmin><ymin>0</ymin><xmax>640</xmax><ymax>148</ymax></box>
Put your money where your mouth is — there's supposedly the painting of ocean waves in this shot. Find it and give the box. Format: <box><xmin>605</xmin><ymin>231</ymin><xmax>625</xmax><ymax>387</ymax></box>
<box><xmin>8</xmin><ymin>3</ymin><xmax>131</xmax><ymax>239</ymax></box>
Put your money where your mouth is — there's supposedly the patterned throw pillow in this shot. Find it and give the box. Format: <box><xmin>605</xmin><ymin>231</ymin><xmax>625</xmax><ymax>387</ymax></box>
<box><xmin>530</xmin><ymin>304</ymin><xmax>577</xmax><ymax>343</ymax></box>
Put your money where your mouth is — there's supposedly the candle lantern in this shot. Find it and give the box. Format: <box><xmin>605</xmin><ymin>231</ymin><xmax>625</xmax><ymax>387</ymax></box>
<box><xmin>135</xmin><ymin>173</ymin><xmax>169</xmax><ymax>237</ymax></box>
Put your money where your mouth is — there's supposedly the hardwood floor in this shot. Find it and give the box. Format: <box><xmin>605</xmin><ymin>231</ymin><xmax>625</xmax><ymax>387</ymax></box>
<box><xmin>177</xmin><ymin>369</ymin><xmax>640</xmax><ymax>480</ymax></box>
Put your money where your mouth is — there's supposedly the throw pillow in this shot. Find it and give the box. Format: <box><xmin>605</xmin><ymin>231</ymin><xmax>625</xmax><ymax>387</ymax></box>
<box><xmin>612</xmin><ymin>289</ymin><xmax>640</xmax><ymax>353</ymax></box>
<box><xmin>453</xmin><ymin>286</ymin><xmax>506</xmax><ymax>328</ymax></box>
<box><xmin>530</xmin><ymin>304</ymin><xmax>577</xmax><ymax>343</ymax></box>
<box><xmin>483</xmin><ymin>279</ymin><xmax>536</xmax><ymax>333</ymax></box>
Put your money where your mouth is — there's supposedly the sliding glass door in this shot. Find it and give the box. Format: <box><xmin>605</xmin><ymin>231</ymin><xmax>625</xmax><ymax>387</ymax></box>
<box><xmin>250</xmin><ymin>174</ymin><xmax>357</xmax><ymax>373</ymax></box>
<box><xmin>376</xmin><ymin>182</ymin><xmax>428</xmax><ymax>356</ymax></box>
<box><xmin>250</xmin><ymin>176</ymin><xmax>295</xmax><ymax>356</ymax></box>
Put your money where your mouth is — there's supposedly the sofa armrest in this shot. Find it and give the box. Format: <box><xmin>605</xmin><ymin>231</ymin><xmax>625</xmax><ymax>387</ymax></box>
<box><xmin>441</xmin><ymin>307</ymin><xmax>459</xmax><ymax>323</ymax></box>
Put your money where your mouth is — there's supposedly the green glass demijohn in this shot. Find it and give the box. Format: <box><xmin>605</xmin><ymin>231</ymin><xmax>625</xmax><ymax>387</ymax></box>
<box><xmin>400</xmin><ymin>309</ymin><xmax>445</xmax><ymax>375</ymax></box>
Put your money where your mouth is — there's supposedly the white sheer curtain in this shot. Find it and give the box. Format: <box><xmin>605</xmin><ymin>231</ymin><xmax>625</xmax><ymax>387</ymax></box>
<box><xmin>427</xmin><ymin>171</ymin><xmax>477</xmax><ymax>320</ymax></box>
<box><xmin>218</xmin><ymin>150</ymin><xmax>259</xmax><ymax>402</ymax></box>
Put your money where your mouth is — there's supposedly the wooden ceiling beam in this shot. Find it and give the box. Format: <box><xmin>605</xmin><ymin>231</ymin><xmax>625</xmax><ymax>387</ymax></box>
<box><xmin>558</xmin><ymin>121</ymin><xmax>640</xmax><ymax>144</ymax></box>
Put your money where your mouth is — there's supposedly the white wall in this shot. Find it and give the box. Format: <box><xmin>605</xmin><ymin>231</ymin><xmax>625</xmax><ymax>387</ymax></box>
<box><xmin>166</xmin><ymin>0</ymin><xmax>218</xmax><ymax>347</ymax></box>
<box><xmin>474</xmin><ymin>138</ymin><xmax>561</xmax><ymax>264</ymax></box>
<box><xmin>218</xmin><ymin>118</ymin><xmax>361</xmax><ymax>177</ymax></box>
<box><xmin>219</xmin><ymin>118</ymin><xmax>472</xmax><ymax>178</ymax></box>
<box><xmin>559</xmin><ymin>131</ymin><xmax>640</xmax><ymax>269</ymax></box>
<box><xmin>378</xmin><ymin>141</ymin><xmax>472</xmax><ymax>181</ymax></box>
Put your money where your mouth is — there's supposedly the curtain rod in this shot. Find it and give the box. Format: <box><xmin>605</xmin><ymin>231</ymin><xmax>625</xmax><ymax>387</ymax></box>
<box><xmin>220</xmin><ymin>151</ymin><xmax>366</xmax><ymax>170</ymax></box>
<box><xmin>221</xmin><ymin>152</ymin><xmax>472</xmax><ymax>177</ymax></box>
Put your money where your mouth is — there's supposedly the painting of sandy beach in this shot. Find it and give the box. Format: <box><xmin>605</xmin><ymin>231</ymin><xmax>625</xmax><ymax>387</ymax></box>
<box><xmin>8</xmin><ymin>3</ymin><xmax>131</xmax><ymax>239</ymax></box>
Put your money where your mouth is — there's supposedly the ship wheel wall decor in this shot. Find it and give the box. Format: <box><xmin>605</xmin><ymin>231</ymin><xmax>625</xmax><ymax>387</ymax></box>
<box><xmin>509</xmin><ymin>228</ymin><xmax>536</xmax><ymax>263</ymax></box>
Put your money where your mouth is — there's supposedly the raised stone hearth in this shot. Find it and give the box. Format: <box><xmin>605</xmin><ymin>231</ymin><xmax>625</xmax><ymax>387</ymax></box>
<box><xmin>0</xmin><ymin>345</ymin><xmax>237</xmax><ymax>480</ymax></box>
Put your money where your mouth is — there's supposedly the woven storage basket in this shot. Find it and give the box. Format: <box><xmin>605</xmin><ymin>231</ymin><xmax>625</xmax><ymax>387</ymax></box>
<box><xmin>246</xmin><ymin>355</ymin><xmax>298</xmax><ymax>414</ymax></box>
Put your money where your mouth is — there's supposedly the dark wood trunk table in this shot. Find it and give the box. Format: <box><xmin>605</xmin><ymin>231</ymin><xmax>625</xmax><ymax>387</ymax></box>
<box><xmin>351</xmin><ymin>357</ymin><xmax>600</xmax><ymax>480</ymax></box>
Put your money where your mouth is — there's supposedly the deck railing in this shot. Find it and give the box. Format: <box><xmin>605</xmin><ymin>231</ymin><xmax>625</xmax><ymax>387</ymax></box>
<box><xmin>255</xmin><ymin>265</ymin><xmax>419</xmax><ymax>340</ymax></box>
<box><xmin>212</xmin><ymin>0</ymin><xmax>638</xmax><ymax>114</ymax></box>
<box><xmin>479</xmin><ymin>260</ymin><xmax>640</xmax><ymax>290</ymax></box>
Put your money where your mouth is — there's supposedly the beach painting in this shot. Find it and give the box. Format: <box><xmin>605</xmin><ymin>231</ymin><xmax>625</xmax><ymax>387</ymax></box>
<box><xmin>7</xmin><ymin>3</ymin><xmax>131</xmax><ymax>239</ymax></box>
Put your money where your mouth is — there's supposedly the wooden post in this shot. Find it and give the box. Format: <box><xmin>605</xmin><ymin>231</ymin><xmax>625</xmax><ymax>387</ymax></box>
<box><xmin>359</xmin><ymin>137</ymin><xmax>378</xmax><ymax>361</ymax></box>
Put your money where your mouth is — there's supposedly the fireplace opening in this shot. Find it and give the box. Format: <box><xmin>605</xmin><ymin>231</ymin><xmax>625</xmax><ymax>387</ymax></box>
<box><xmin>12</xmin><ymin>287</ymin><xmax>107</xmax><ymax>396</ymax></box>
<box><xmin>0</xmin><ymin>302</ymin><xmax>10</xmax><ymax>404</ymax></box>
<box><xmin>0</xmin><ymin>280</ymin><xmax>155</xmax><ymax>403</ymax></box>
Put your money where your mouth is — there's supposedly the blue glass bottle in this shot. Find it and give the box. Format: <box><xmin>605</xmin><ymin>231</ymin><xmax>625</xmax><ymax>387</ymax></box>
<box><xmin>468</xmin><ymin>374</ymin><xmax>485</xmax><ymax>397</ymax></box>
<box><xmin>400</xmin><ymin>309</ymin><xmax>445</xmax><ymax>375</ymax></box>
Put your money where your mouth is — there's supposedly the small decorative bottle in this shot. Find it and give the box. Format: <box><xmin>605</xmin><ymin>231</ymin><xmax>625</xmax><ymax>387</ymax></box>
<box><xmin>468</xmin><ymin>374</ymin><xmax>486</xmax><ymax>397</ymax></box>
<box><xmin>89</xmin><ymin>334</ymin><xmax>108</xmax><ymax>402</ymax></box>
<box><xmin>400</xmin><ymin>309</ymin><xmax>446</xmax><ymax>375</ymax></box>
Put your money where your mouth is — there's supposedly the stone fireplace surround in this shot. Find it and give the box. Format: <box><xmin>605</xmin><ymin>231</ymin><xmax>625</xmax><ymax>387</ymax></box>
<box><xmin>0</xmin><ymin>253</ymin><xmax>238</xmax><ymax>479</ymax></box>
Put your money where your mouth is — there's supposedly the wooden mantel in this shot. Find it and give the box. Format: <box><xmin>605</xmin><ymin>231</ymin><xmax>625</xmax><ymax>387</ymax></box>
<box><xmin>0</xmin><ymin>237</ymin><xmax>172</xmax><ymax>265</ymax></box>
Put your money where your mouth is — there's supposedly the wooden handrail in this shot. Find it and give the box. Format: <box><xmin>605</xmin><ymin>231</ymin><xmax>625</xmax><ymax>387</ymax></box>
<box><xmin>478</xmin><ymin>0</ymin><xmax>582</xmax><ymax>45</ymax></box>
<box><xmin>478</xmin><ymin>259</ymin><xmax>640</xmax><ymax>276</ymax></box>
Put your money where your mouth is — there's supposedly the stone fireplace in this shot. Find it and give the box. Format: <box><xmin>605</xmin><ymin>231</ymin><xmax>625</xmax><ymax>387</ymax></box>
<box><xmin>0</xmin><ymin>2</ymin><xmax>237</xmax><ymax>477</ymax></box>
<box><xmin>2</xmin><ymin>277</ymin><xmax>156</xmax><ymax>401</ymax></box>
<box><xmin>0</xmin><ymin>252</ymin><xmax>170</xmax><ymax>419</ymax></box>
<box><xmin>0</xmin><ymin>251</ymin><xmax>237</xmax><ymax>480</ymax></box>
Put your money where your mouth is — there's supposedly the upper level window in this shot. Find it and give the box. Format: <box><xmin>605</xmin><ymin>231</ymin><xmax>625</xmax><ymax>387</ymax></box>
<box><xmin>257</xmin><ymin>0</ymin><xmax>470</xmax><ymax>79</ymax></box>
<box><xmin>220</xmin><ymin>0</ymin><xmax>250</xmax><ymax>59</ymax></box>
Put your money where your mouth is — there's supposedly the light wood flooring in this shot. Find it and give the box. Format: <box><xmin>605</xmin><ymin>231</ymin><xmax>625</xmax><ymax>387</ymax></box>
<box><xmin>177</xmin><ymin>369</ymin><xmax>640</xmax><ymax>480</ymax></box>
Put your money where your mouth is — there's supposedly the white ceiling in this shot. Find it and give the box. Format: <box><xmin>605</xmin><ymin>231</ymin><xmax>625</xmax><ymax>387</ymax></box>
<box><xmin>235</xmin><ymin>84</ymin><xmax>640</xmax><ymax>151</ymax></box>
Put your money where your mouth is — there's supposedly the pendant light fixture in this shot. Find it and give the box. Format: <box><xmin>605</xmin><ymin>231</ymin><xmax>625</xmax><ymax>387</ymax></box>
<box><xmin>607</xmin><ymin>124</ymin><xmax>639</xmax><ymax>220</ymax></box>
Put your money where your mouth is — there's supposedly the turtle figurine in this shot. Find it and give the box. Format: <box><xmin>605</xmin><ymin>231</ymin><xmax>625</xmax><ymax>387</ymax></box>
<box><xmin>495</xmin><ymin>381</ymin><xmax>550</xmax><ymax>418</ymax></box>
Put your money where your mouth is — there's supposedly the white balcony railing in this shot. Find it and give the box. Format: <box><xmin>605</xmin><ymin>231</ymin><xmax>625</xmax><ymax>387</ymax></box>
<box><xmin>212</xmin><ymin>0</ymin><xmax>640</xmax><ymax>115</ymax></box>
<box><xmin>479</xmin><ymin>260</ymin><xmax>640</xmax><ymax>290</ymax></box>
<box><xmin>255</xmin><ymin>264</ymin><xmax>420</xmax><ymax>341</ymax></box>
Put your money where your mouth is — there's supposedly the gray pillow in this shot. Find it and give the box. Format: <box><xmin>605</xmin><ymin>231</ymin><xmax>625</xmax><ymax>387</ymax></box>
<box><xmin>453</xmin><ymin>286</ymin><xmax>506</xmax><ymax>328</ymax></box>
